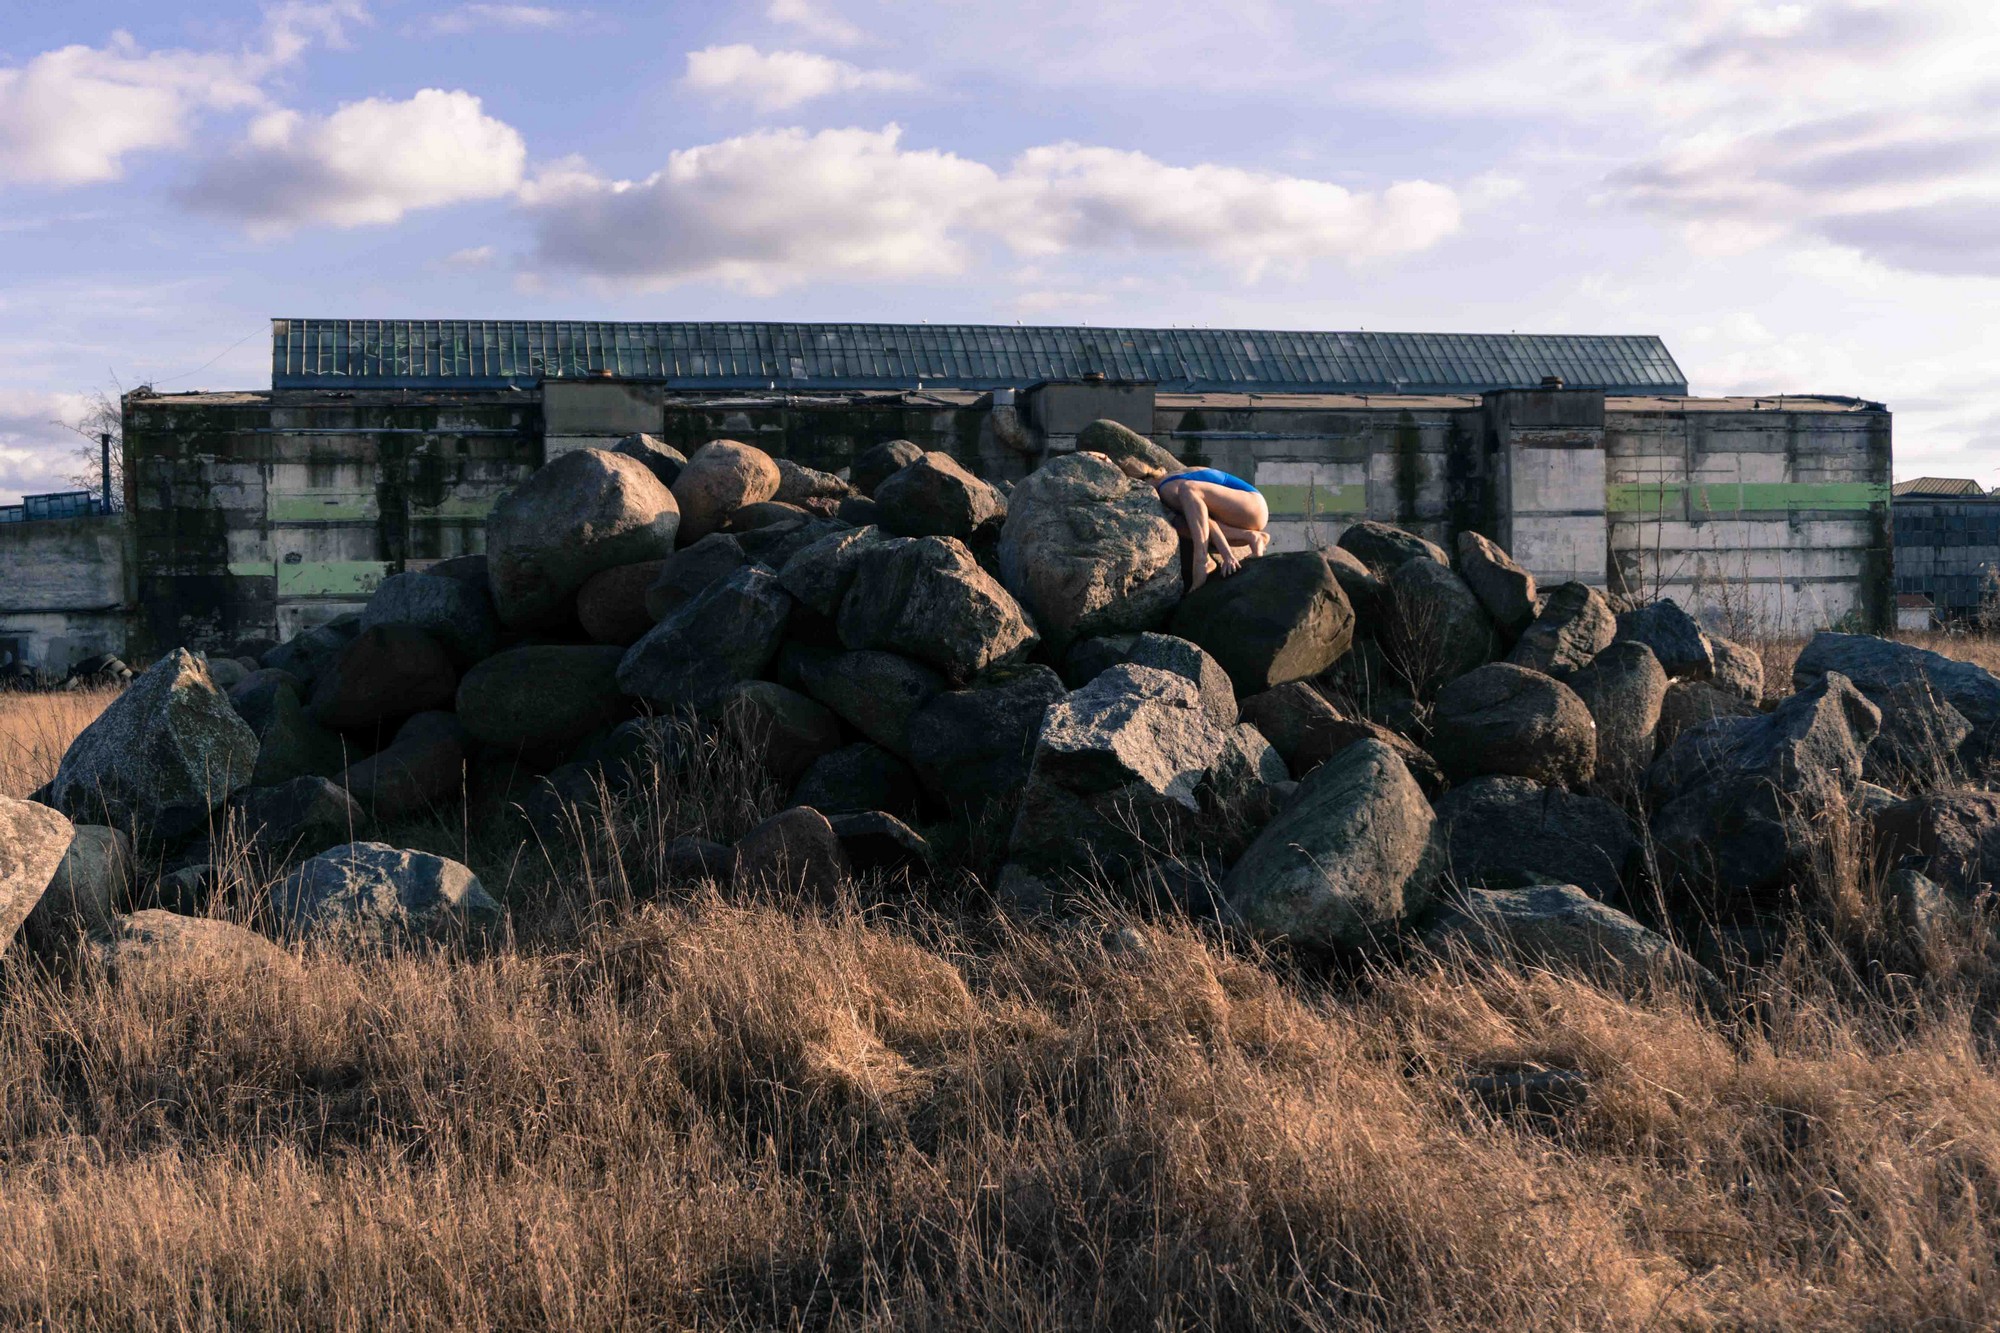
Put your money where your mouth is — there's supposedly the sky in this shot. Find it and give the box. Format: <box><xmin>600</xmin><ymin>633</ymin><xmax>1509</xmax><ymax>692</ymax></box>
<box><xmin>1</xmin><ymin>0</ymin><xmax>1996</xmax><ymax>501</ymax></box>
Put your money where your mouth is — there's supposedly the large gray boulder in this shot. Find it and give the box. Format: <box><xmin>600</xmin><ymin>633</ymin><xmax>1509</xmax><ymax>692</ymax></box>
<box><xmin>230</xmin><ymin>777</ymin><xmax>366</xmax><ymax>863</ymax></box>
<box><xmin>1655</xmin><ymin>679</ymin><xmax>1759</xmax><ymax>753</ymax></box>
<box><xmin>774</xmin><ymin>458</ymin><xmax>852</xmax><ymax>509</ymax></box>
<box><xmin>792</xmin><ymin>743</ymin><xmax>919</xmax><ymax>818</ymax></box>
<box><xmin>487</xmin><ymin>448</ymin><xmax>681</xmax><ymax>629</ymax></box>
<box><xmin>457</xmin><ymin>645</ymin><xmax>628</xmax><ymax>754</ymax></box>
<box><xmin>1454</xmin><ymin>531</ymin><xmax>1537</xmax><ymax>638</ymax></box>
<box><xmin>1424</xmin><ymin>883</ymin><xmax>1692</xmax><ymax>988</ymax></box>
<box><xmin>706</xmin><ymin>681</ymin><xmax>842</xmax><ymax>785</ymax></box>
<box><xmin>732</xmin><ymin>806</ymin><xmax>849</xmax><ymax>896</ymax></box>
<box><xmin>1169</xmin><ymin>550</ymin><xmax>1354</xmax><ymax>696</ymax></box>
<box><xmin>1649</xmin><ymin>671</ymin><xmax>1880</xmax><ymax>901</ymax></box>
<box><xmin>0</xmin><ymin>796</ymin><xmax>75</xmax><ymax>952</ymax></box>
<box><xmin>1708</xmin><ymin>635</ymin><xmax>1765</xmax><ymax>703</ymax></box>
<box><xmin>908</xmin><ymin>665</ymin><xmax>1069</xmax><ymax>810</ymax></box>
<box><xmin>338</xmin><ymin>712</ymin><xmax>467</xmax><ymax>821</ymax></box>
<box><xmin>1614</xmin><ymin>599</ymin><xmax>1713</xmax><ymax>681</ymax></box>
<box><xmin>874</xmin><ymin>452</ymin><xmax>1006</xmax><ymax>539</ymax></box>
<box><xmin>307</xmin><ymin>626</ymin><xmax>457</xmax><ymax>730</ymax></box>
<box><xmin>51</xmin><ymin>649</ymin><xmax>258</xmax><ymax>843</ymax></box>
<box><xmin>1875</xmin><ymin>789</ymin><xmax>2000</xmax><ymax>900</ymax></box>
<box><xmin>644</xmin><ymin>533</ymin><xmax>748</xmax><ymax>622</ymax></box>
<box><xmin>1236</xmin><ymin>682</ymin><xmax>1347</xmax><ymax>778</ymax></box>
<box><xmin>23</xmin><ymin>823</ymin><xmax>131</xmax><ymax>948</ymax></box>
<box><xmin>776</xmin><ymin>524</ymin><xmax>894</xmax><ymax>618</ymax></box>
<box><xmin>1867</xmin><ymin>678</ymin><xmax>1973</xmax><ymax>788</ymax></box>
<box><xmin>851</xmin><ymin>439</ymin><xmax>924</xmax><ymax>497</ymax></box>
<box><xmin>269</xmin><ymin>841</ymin><xmax>502</xmax><ymax>948</ymax></box>
<box><xmin>1566</xmin><ymin>641</ymin><xmax>1668</xmax><ymax>789</ymax></box>
<box><xmin>1508</xmin><ymin>582</ymin><xmax>1616</xmax><ymax>679</ymax></box>
<box><xmin>241</xmin><ymin>678</ymin><xmax>350</xmax><ymax>788</ymax></box>
<box><xmin>1325</xmin><ymin>545</ymin><xmax>1386</xmax><ymax>622</ymax></box>
<box><xmin>87</xmin><ymin>910</ymin><xmax>299</xmax><ymax>983</ymax></box>
<box><xmin>259</xmin><ymin>622</ymin><xmax>352</xmax><ymax>694</ymax></box>
<box><xmin>997</xmin><ymin>453</ymin><xmax>1181</xmax><ymax>657</ymax></box>
<box><xmin>838</xmin><ymin>536</ymin><xmax>1038</xmax><ymax>683</ymax></box>
<box><xmin>1065</xmin><ymin>632</ymin><xmax>1236</xmax><ymax>728</ymax></box>
<box><xmin>1336</xmin><ymin>521</ymin><xmax>1448</xmax><ymax>573</ymax></box>
<box><xmin>1794</xmin><ymin>632</ymin><xmax>2000</xmax><ymax>763</ymax></box>
<box><xmin>671</xmin><ymin>439</ymin><xmax>780</xmax><ymax>545</ymax></box>
<box><xmin>360</xmin><ymin>572</ymin><xmax>499</xmax><ymax>667</ymax></box>
<box><xmin>611</xmin><ymin>432</ymin><xmax>686</xmax><ymax>488</ymax></box>
<box><xmin>791</xmin><ymin>648</ymin><xmax>945</xmax><ymax>758</ymax></box>
<box><xmin>1428</xmin><ymin>663</ymin><xmax>1596</xmax><ymax>788</ymax></box>
<box><xmin>1383</xmin><ymin>558</ymin><xmax>1498</xmax><ymax>694</ymax></box>
<box><xmin>1434</xmin><ymin>776</ymin><xmax>1637</xmax><ymax>902</ymax></box>
<box><xmin>1222</xmin><ymin>739</ymin><xmax>1437</xmax><ymax>951</ymax></box>
<box><xmin>576</xmin><ymin>560</ymin><xmax>668</xmax><ymax>646</ymax></box>
<box><xmin>1075</xmin><ymin>418</ymin><xmax>1181</xmax><ymax>476</ymax></box>
<box><xmin>619</xmin><ymin>565</ymin><xmax>793</xmax><ymax>711</ymax></box>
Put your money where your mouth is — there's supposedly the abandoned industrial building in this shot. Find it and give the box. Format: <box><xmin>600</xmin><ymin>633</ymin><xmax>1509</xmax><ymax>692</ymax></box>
<box><xmin>0</xmin><ymin>318</ymin><xmax>1898</xmax><ymax>672</ymax></box>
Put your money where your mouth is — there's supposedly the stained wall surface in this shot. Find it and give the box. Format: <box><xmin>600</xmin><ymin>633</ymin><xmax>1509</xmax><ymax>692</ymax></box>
<box><xmin>1894</xmin><ymin>498</ymin><xmax>2000</xmax><ymax>618</ymax></box>
<box><xmin>0</xmin><ymin>515</ymin><xmax>130</xmax><ymax>671</ymax></box>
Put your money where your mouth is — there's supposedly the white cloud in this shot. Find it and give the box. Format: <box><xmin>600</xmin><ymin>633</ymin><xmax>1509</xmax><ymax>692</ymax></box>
<box><xmin>441</xmin><ymin>245</ymin><xmax>500</xmax><ymax>267</ymax></box>
<box><xmin>422</xmin><ymin>4</ymin><xmax>571</xmax><ymax>35</ymax></box>
<box><xmin>0</xmin><ymin>389</ymin><xmax>95</xmax><ymax>504</ymax></box>
<box><xmin>0</xmin><ymin>4</ymin><xmax>362</xmax><ymax>186</ymax></box>
<box><xmin>766</xmin><ymin>0</ymin><xmax>861</xmax><ymax>46</ymax></box>
<box><xmin>682</xmin><ymin>45</ymin><xmax>917</xmax><ymax>112</ymax></box>
<box><xmin>186</xmin><ymin>89</ymin><xmax>526</xmax><ymax>235</ymax></box>
<box><xmin>521</xmin><ymin>125</ymin><xmax>1462</xmax><ymax>293</ymax></box>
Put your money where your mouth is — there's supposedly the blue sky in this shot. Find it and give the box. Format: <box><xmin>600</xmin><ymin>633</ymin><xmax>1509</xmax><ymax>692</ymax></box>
<box><xmin>2</xmin><ymin>0</ymin><xmax>1996</xmax><ymax>499</ymax></box>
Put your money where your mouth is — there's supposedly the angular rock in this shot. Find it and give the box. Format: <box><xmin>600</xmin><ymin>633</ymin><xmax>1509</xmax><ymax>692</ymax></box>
<box><xmin>827</xmin><ymin>810</ymin><xmax>931</xmax><ymax>875</ymax></box>
<box><xmin>907</xmin><ymin>664</ymin><xmax>1067</xmax><ymax>810</ymax></box>
<box><xmin>0</xmin><ymin>796</ymin><xmax>74</xmax><ymax>952</ymax></box>
<box><xmin>1222</xmin><ymin>739</ymin><xmax>1438</xmax><ymax>951</ymax></box>
<box><xmin>1867</xmin><ymin>678</ymin><xmax>1973</xmax><ymax>787</ymax></box>
<box><xmin>706</xmin><ymin>681</ymin><xmax>842</xmax><ymax>785</ymax></box>
<box><xmin>260</xmin><ymin>623</ymin><xmax>351</xmax><ymax>694</ymax></box>
<box><xmin>338</xmin><ymin>711</ymin><xmax>467</xmax><ymax>821</ymax></box>
<box><xmin>1075</xmin><ymin>418</ymin><xmax>1181</xmax><ymax>476</ymax></box>
<box><xmin>1508</xmin><ymin>582</ymin><xmax>1616</xmax><ymax>679</ymax></box>
<box><xmin>361</xmin><ymin>572</ymin><xmax>499</xmax><ymax>667</ymax></box>
<box><xmin>671</xmin><ymin>439</ymin><xmax>781</xmax><ymax>545</ymax></box>
<box><xmin>774</xmin><ymin>458</ymin><xmax>852</xmax><ymax>508</ymax></box>
<box><xmin>733</xmin><ymin>807</ymin><xmax>849</xmax><ymax>896</ymax></box>
<box><xmin>488</xmin><ymin>448</ymin><xmax>681</xmax><ymax>629</ymax></box>
<box><xmin>1852</xmin><ymin>781</ymin><xmax>1901</xmax><ymax>821</ymax></box>
<box><xmin>458</xmin><ymin>645</ymin><xmax>628</xmax><ymax>755</ymax></box>
<box><xmin>1649</xmin><ymin>672</ymin><xmax>1880</xmax><ymax>901</ymax></box>
<box><xmin>611</xmin><ymin>432</ymin><xmax>687</xmax><ymax>488</ymax></box>
<box><xmin>231</xmin><ymin>776</ymin><xmax>366</xmax><ymax>863</ymax></box>
<box><xmin>619</xmin><ymin>565</ymin><xmax>792</xmax><ymax>712</ymax></box>
<box><xmin>1065</xmin><ymin>632</ymin><xmax>1236</xmax><ymax>728</ymax></box>
<box><xmin>644</xmin><ymin>532</ymin><xmax>748</xmax><ymax>622</ymax></box>
<box><xmin>997</xmin><ymin>453</ymin><xmax>1181</xmax><ymax>657</ymax></box>
<box><xmin>1424</xmin><ymin>883</ymin><xmax>1689</xmax><ymax>986</ymax></box>
<box><xmin>87</xmin><ymin>910</ymin><xmax>299</xmax><ymax>983</ymax></box>
<box><xmin>1236</xmin><ymin>681</ymin><xmax>1347</xmax><ymax>778</ymax></box>
<box><xmin>792</xmin><ymin>743</ymin><xmax>919</xmax><ymax>818</ymax></box>
<box><xmin>734</xmin><ymin>515</ymin><xmax>843</xmax><ymax>570</ymax></box>
<box><xmin>24</xmin><ymin>823</ymin><xmax>132</xmax><ymax>948</ymax></box>
<box><xmin>1325</xmin><ymin>545</ymin><xmax>1386</xmax><ymax>622</ymax></box>
<box><xmin>874</xmin><ymin>451</ymin><xmax>1006</xmax><ymax>540</ymax></box>
<box><xmin>1655</xmin><ymin>680</ymin><xmax>1759</xmax><ymax>753</ymax></box>
<box><xmin>1794</xmin><ymin>632</ymin><xmax>2000</xmax><ymax>763</ymax></box>
<box><xmin>1169</xmin><ymin>550</ymin><xmax>1354</xmax><ymax>696</ymax></box>
<box><xmin>1306</xmin><ymin>717</ymin><xmax>1449</xmax><ymax>800</ymax></box>
<box><xmin>1875</xmin><ymin>789</ymin><xmax>2000</xmax><ymax>900</ymax></box>
<box><xmin>1383</xmin><ymin>558</ymin><xmax>1499</xmax><ymax>694</ymax></box>
<box><xmin>51</xmin><ymin>649</ymin><xmax>259</xmax><ymax>843</ymax></box>
<box><xmin>732</xmin><ymin>500</ymin><xmax>814</xmax><ymax>531</ymax></box>
<box><xmin>657</xmin><ymin>837</ymin><xmax>733</xmax><ymax>886</ymax></box>
<box><xmin>227</xmin><ymin>669</ymin><xmax>305</xmax><ymax>733</ymax></box>
<box><xmin>245</xmin><ymin>679</ymin><xmax>351</xmax><ymax>788</ymax></box>
<box><xmin>1566</xmin><ymin>641</ymin><xmax>1668</xmax><ymax>788</ymax></box>
<box><xmin>207</xmin><ymin>657</ymin><xmax>249</xmax><ymax>691</ymax></box>
<box><xmin>1336</xmin><ymin>520</ymin><xmax>1449</xmax><ymax>573</ymax></box>
<box><xmin>851</xmin><ymin>439</ymin><xmax>925</xmax><ymax>497</ymax></box>
<box><xmin>424</xmin><ymin>553</ymin><xmax>488</xmax><ymax>588</ymax></box>
<box><xmin>308</xmin><ymin>626</ymin><xmax>457</xmax><ymax>730</ymax></box>
<box><xmin>1614</xmin><ymin>599</ymin><xmax>1713</xmax><ymax>681</ymax></box>
<box><xmin>1433</xmin><ymin>776</ymin><xmax>1637</xmax><ymax>902</ymax></box>
<box><xmin>792</xmin><ymin>648</ymin><xmax>945</xmax><ymax>758</ymax></box>
<box><xmin>1429</xmin><ymin>663</ymin><xmax>1596</xmax><ymax>788</ymax></box>
<box><xmin>776</xmin><ymin>524</ymin><xmax>893</xmax><ymax>618</ymax></box>
<box><xmin>269</xmin><ymin>841</ymin><xmax>502</xmax><ymax>948</ymax></box>
<box><xmin>1708</xmin><ymin>635</ymin><xmax>1765</xmax><ymax>702</ymax></box>
<box><xmin>838</xmin><ymin>536</ymin><xmax>1037</xmax><ymax>683</ymax></box>
<box><xmin>1455</xmin><ymin>531</ymin><xmax>1538</xmax><ymax>638</ymax></box>
<box><xmin>576</xmin><ymin>560</ymin><xmax>668</xmax><ymax>645</ymax></box>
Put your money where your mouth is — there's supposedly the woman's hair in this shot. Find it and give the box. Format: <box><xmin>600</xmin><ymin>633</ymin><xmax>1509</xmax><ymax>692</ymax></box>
<box><xmin>1112</xmin><ymin>454</ymin><xmax>1169</xmax><ymax>484</ymax></box>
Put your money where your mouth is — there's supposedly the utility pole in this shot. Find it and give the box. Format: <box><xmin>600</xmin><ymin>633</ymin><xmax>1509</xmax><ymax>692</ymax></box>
<box><xmin>99</xmin><ymin>432</ymin><xmax>111</xmax><ymax>513</ymax></box>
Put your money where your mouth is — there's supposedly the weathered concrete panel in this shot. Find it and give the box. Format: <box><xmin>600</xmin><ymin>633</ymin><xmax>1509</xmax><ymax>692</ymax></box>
<box><xmin>0</xmin><ymin>515</ymin><xmax>131</xmax><ymax>671</ymax></box>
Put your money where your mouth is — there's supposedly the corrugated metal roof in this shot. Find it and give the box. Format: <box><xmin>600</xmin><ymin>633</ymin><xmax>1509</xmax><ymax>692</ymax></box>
<box><xmin>1894</xmin><ymin>477</ymin><xmax>1988</xmax><ymax>497</ymax></box>
<box><xmin>269</xmin><ymin>319</ymin><xmax>1689</xmax><ymax>395</ymax></box>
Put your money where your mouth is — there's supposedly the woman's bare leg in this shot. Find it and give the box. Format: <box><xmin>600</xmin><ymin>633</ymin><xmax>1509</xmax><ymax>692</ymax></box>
<box><xmin>1212</xmin><ymin>520</ymin><xmax>1269</xmax><ymax>556</ymax></box>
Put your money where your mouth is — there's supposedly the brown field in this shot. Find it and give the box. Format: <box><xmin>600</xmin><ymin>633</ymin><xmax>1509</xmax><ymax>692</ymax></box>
<box><xmin>4</xmin><ymin>637</ymin><xmax>2000</xmax><ymax>1329</ymax></box>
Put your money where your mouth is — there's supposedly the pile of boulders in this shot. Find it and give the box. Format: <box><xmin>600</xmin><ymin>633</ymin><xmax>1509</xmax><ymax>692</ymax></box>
<box><xmin>8</xmin><ymin>423</ymin><xmax>2000</xmax><ymax>987</ymax></box>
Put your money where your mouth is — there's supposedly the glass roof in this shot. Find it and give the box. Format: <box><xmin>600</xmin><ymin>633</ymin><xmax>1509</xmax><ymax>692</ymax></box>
<box><xmin>270</xmin><ymin>319</ymin><xmax>1688</xmax><ymax>395</ymax></box>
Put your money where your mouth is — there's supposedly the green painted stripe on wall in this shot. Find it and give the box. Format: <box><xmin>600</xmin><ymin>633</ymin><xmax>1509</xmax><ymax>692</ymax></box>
<box><xmin>269</xmin><ymin>494</ymin><xmax>377</xmax><ymax>522</ymax></box>
<box><xmin>1261</xmin><ymin>483</ymin><xmax>1369</xmax><ymax>516</ymax></box>
<box><xmin>1607</xmin><ymin>481</ymin><xmax>1889</xmax><ymax>515</ymax></box>
<box><xmin>276</xmin><ymin>561</ymin><xmax>393</xmax><ymax>597</ymax></box>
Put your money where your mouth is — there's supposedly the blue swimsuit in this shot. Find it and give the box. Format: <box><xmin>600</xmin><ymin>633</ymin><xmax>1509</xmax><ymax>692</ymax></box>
<box><xmin>1159</xmin><ymin>468</ymin><xmax>1258</xmax><ymax>495</ymax></box>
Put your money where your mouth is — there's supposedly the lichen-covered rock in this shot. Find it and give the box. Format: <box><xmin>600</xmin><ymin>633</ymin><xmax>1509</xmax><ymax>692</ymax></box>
<box><xmin>644</xmin><ymin>533</ymin><xmax>748</xmax><ymax>623</ymax></box>
<box><xmin>1566</xmin><ymin>641</ymin><xmax>1668</xmax><ymax>788</ymax></box>
<box><xmin>792</xmin><ymin>743</ymin><xmax>919</xmax><ymax>818</ymax></box>
<box><xmin>776</xmin><ymin>524</ymin><xmax>894</xmax><ymax>618</ymax></box>
<box><xmin>1336</xmin><ymin>520</ymin><xmax>1449</xmax><ymax>573</ymax></box>
<box><xmin>1614</xmin><ymin>599</ymin><xmax>1713</xmax><ymax>681</ymax></box>
<box><xmin>458</xmin><ymin>645</ymin><xmax>629</xmax><ymax>754</ymax></box>
<box><xmin>1454</xmin><ymin>531</ymin><xmax>1538</xmax><ymax>638</ymax></box>
<box><xmin>611</xmin><ymin>432</ymin><xmax>686</xmax><ymax>488</ymax></box>
<box><xmin>619</xmin><ymin>565</ymin><xmax>793</xmax><ymax>711</ymax></box>
<box><xmin>1708</xmin><ymin>635</ymin><xmax>1765</xmax><ymax>702</ymax></box>
<box><xmin>908</xmin><ymin>664</ymin><xmax>1068</xmax><ymax>810</ymax></box>
<box><xmin>52</xmin><ymin>649</ymin><xmax>258</xmax><ymax>843</ymax></box>
<box><xmin>1508</xmin><ymin>581</ymin><xmax>1616</xmax><ymax>679</ymax></box>
<box><xmin>838</xmin><ymin>536</ymin><xmax>1037</xmax><ymax>683</ymax></box>
<box><xmin>997</xmin><ymin>453</ymin><xmax>1180</xmax><ymax>658</ymax></box>
<box><xmin>1065</xmin><ymin>632</ymin><xmax>1236</xmax><ymax>728</ymax></box>
<box><xmin>576</xmin><ymin>560</ymin><xmax>668</xmax><ymax>645</ymax></box>
<box><xmin>0</xmin><ymin>796</ymin><xmax>74</xmax><ymax>952</ymax></box>
<box><xmin>1222</xmin><ymin>739</ymin><xmax>1437</xmax><ymax>951</ymax></box>
<box><xmin>791</xmin><ymin>648</ymin><xmax>945</xmax><ymax>759</ymax></box>
<box><xmin>1075</xmin><ymin>418</ymin><xmax>1181</xmax><ymax>476</ymax></box>
<box><xmin>1424</xmin><ymin>883</ymin><xmax>1695</xmax><ymax>989</ymax></box>
<box><xmin>1794</xmin><ymin>632</ymin><xmax>2000</xmax><ymax>764</ymax></box>
<box><xmin>308</xmin><ymin>626</ymin><xmax>458</xmax><ymax>730</ymax></box>
<box><xmin>1236</xmin><ymin>681</ymin><xmax>1347</xmax><ymax>778</ymax></box>
<box><xmin>1429</xmin><ymin>663</ymin><xmax>1596</xmax><ymax>788</ymax></box>
<box><xmin>487</xmin><ymin>448</ymin><xmax>681</xmax><ymax>629</ymax></box>
<box><xmin>1169</xmin><ymin>550</ymin><xmax>1354</xmax><ymax>696</ymax></box>
<box><xmin>851</xmin><ymin>439</ymin><xmax>925</xmax><ymax>497</ymax></box>
<box><xmin>270</xmin><ymin>841</ymin><xmax>501</xmax><ymax>949</ymax></box>
<box><xmin>874</xmin><ymin>451</ymin><xmax>1006</xmax><ymax>539</ymax></box>
<box><xmin>23</xmin><ymin>823</ymin><xmax>130</xmax><ymax>949</ymax></box>
<box><xmin>732</xmin><ymin>807</ymin><xmax>849</xmax><ymax>896</ymax></box>
<box><xmin>671</xmin><ymin>439</ymin><xmax>781</xmax><ymax>545</ymax></box>
<box><xmin>1433</xmin><ymin>776</ymin><xmax>1636</xmax><ymax>902</ymax></box>
<box><xmin>361</xmin><ymin>572</ymin><xmax>499</xmax><ymax>667</ymax></box>
<box><xmin>87</xmin><ymin>910</ymin><xmax>299</xmax><ymax>983</ymax></box>
<box><xmin>1383</xmin><ymin>558</ymin><xmax>1499</xmax><ymax>694</ymax></box>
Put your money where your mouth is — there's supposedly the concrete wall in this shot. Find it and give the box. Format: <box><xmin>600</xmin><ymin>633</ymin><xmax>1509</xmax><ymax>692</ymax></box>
<box><xmin>0</xmin><ymin>515</ymin><xmax>131</xmax><ymax>671</ymax></box>
<box><xmin>1894</xmin><ymin>497</ymin><xmax>2000</xmax><ymax>617</ymax></box>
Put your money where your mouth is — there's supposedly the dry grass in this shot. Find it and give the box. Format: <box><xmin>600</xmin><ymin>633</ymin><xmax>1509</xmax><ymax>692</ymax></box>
<box><xmin>0</xmin><ymin>686</ymin><xmax>121</xmax><ymax>798</ymax></box>
<box><xmin>6</xmin><ymin>640</ymin><xmax>2000</xmax><ymax>1328</ymax></box>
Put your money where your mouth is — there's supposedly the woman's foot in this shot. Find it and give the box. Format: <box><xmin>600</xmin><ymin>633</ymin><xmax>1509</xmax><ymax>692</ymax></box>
<box><xmin>1247</xmin><ymin>530</ymin><xmax>1271</xmax><ymax>557</ymax></box>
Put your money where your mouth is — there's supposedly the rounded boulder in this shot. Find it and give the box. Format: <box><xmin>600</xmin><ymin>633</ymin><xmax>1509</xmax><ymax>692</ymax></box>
<box><xmin>671</xmin><ymin>440</ymin><xmax>781</xmax><ymax>545</ymax></box>
<box><xmin>457</xmin><ymin>645</ymin><xmax>629</xmax><ymax>755</ymax></box>
<box><xmin>487</xmin><ymin>449</ymin><xmax>681</xmax><ymax>630</ymax></box>
<box><xmin>1428</xmin><ymin>662</ymin><xmax>1597</xmax><ymax>788</ymax></box>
